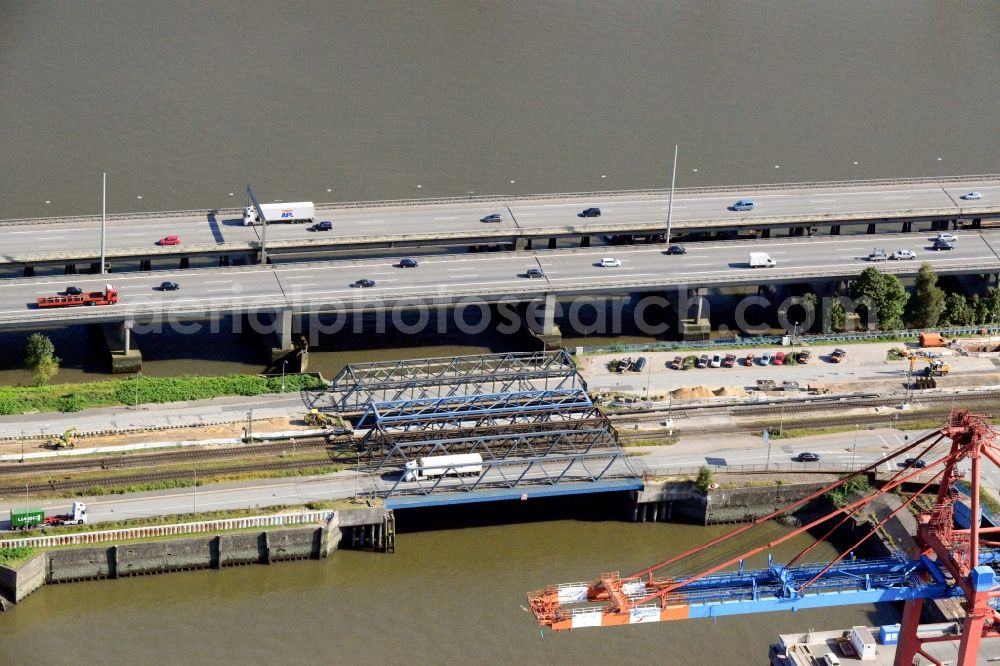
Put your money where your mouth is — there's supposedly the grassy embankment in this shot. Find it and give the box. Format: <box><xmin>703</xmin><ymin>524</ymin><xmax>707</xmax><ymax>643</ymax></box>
<box><xmin>0</xmin><ymin>374</ymin><xmax>325</xmax><ymax>415</ymax></box>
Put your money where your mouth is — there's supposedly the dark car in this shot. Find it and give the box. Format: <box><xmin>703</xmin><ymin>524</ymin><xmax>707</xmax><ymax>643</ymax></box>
<box><xmin>669</xmin><ymin>356</ymin><xmax>683</xmax><ymax>370</ymax></box>
<box><xmin>696</xmin><ymin>354</ymin><xmax>709</xmax><ymax>369</ymax></box>
<box><xmin>525</xmin><ymin>268</ymin><xmax>545</xmax><ymax>278</ymax></box>
<box><xmin>352</xmin><ymin>279</ymin><xmax>376</xmax><ymax>288</ymax></box>
<box><xmin>932</xmin><ymin>239</ymin><xmax>954</xmax><ymax>251</ymax></box>
<box><xmin>399</xmin><ymin>258</ymin><xmax>418</xmax><ymax>268</ymax></box>
<box><xmin>480</xmin><ymin>213</ymin><xmax>503</xmax><ymax>223</ymax></box>
<box><xmin>65</xmin><ymin>286</ymin><xmax>83</xmax><ymax>296</ymax></box>
<box><xmin>579</xmin><ymin>207</ymin><xmax>602</xmax><ymax>217</ymax></box>
<box><xmin>796</xmin><ymin>452</ymin><xmax>820</xmax><ymax>462</ymax></box>
<box><xmin>310</xmin><ymin>221</ymin><xmax>332</xmax><ymax>232</ymax></box>
<box><xmin>666</xmin><ymin>245</ymin><xmax>687</xmax><ymax>255</ymax></box>
<box><xmin>796</xmin><ymin>350</ymin><xmax>812</xmax><ymax>364</ymax></box>
<box><xmin>158</xmin><ymin>281</ymin><xmax>180</xmax><ymax>291</ymax></box>
<box><xmin>902</xmin><ymin>458</ymin><xmax>927</xmax><ymax>468</ymax></box>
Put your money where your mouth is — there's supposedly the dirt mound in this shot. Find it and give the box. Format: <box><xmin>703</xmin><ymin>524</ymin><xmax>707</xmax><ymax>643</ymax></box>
<box><xmin>671</xmin><ymin>386</ymin><xmax>714</xmax><ymax>400</ymax></box>
<box><xmin>713</xmin><ymin>386</ymin><xmax>747</xmax><ymax>397</ymax></box>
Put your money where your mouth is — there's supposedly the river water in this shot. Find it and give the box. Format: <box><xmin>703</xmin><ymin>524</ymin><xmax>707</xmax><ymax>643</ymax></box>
<box><xmin>0</xmin><ymin>3</ymin><xmax>987</xmax><ymax>658</ymax></box>
<box><xmin>0</xmin><ymin>517</ymin><xmax>899</xmax><ymax>665</ymax></box>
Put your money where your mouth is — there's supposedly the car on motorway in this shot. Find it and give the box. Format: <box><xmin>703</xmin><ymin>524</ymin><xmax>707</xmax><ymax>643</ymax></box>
<box><xmin>729</xmin><ymin>199</ymin><xmax>755</xmax><ymax>212</ymax></box>
<box><xmin>352</xmin><ymin>279</ymin><xmax>376</xmax><ymax>288</ymax></box>
<box><xmin>932</xmin><ymin>239</ymin><xmax>954</xmax><ymax>251</ymax></box>
<box><xmin>936</xmin><ymin>232</ymin><xmax>957</xmax><ymax>242</ymax></box>
<box><xmin>723</xmin><ymin>354</ymin><xmax>736</xmax><ymax>368</ymax></box>
<box><xmin>796</xmin><ymin>452</ymin><xmax>821</xmax><ymax>462</ymax></box>
<box><xmin>65</xmin><ymin>286</ymin><xmax>83</xmax><ymax>296</ymax></box>
<box><xmin>310</xmin><ymin>221</ymin><xmax>332</xmax><ymax>232</ymax></box>
<box><xmin>829</xmin><ymin>348</ymin><xmax>847</xmax><ymax>363</ymax></box>
<box><xmin>598</xmin><ymin>257</ymin><xmax>621</xmax><ymax>267</ymax></box>
<box><xmin>710</xmin><ymin>353</ymin><xmax>723</xmax><ymax>368</ymax></box>
<box><xmin>399</xmin><ymin>258</ymin><xmax>419</xmax><ymax>268</ymax></box>
<box><xmin>579</xmin><ymin>207</ymin><xmax>602</xmax><ymax>217</ymax></box>
<box><xmin>902</xmin><ymin>458</ymin><xmax>927</xmax><ymax>468</ymax></box>
<box><xmin>867</xmin><ymin>248</ymin><xmax>888</xmax><ymax>261</ymax></box>
<box><xmin>696</xmin><ymin>354</ymin><xmax>709</xmax><ymax>368</ymax></box>
<box><xmin>157</xmin><ymin>235</ymin><xmax>181</xmax><ymax>246</ymax></box>
<box><xmin>890</xmin><ymin>249</ymin><xmax>917</xmax><ymax>260</ymax></box>
<box><xmin>158</xmin><ymin>281</ymin><xmax>180</xmax><ymax>291</ymax></box>
<box><xmin>665</xmin><ymin>245</ymin><xmax>687</xmax><ymax>255</ymax></box>
<box><xmin>525</xmin><ymin>268</ymin><xmax>545</xmax><ymax>278</ymax></box>
<box><xmin>480</xmin><ymin>213</ymin><xmax>503</xmax><ymax>223</ymax></box>
<box><xmin>759</xmin><ymin>352</ymin><xmax>773</xmax><ymax>366</ymax></box>
<box><xmin>669</xmin><ymin>356</ymin><xmax>683</xmax><ymax>370</ymax></box>
<box><xmin>774</xmin><ymin>351</ymin><xmax>785</xmax><ymax>365</ymax></box>
<box><xmin>961</xmin><ymin>192</ymin><xmax>982</xmax><ymax>200</ymax></box>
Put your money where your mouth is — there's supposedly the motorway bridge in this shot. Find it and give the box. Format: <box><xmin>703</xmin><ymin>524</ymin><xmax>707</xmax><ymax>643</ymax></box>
<box><xmin>3</xmin><ymin>229</ymin><xmax>1000</xmax><ymax>347</ymax></box>
<box><xmin>1</xmin><ymin>176</ymin><xmax>997</xmax><ymax>270</ymax></box>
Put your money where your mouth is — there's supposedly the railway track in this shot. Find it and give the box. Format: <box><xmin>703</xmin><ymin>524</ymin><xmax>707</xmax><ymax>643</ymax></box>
<box><xmin>0</xmin><ymin>458</ymin><xmax>341</xmax><ymax>497</ymax></box>
<box><xmin>0</xmin><ymin>437</ymin><xmax>336</xmax><ymax>477</ymax></box>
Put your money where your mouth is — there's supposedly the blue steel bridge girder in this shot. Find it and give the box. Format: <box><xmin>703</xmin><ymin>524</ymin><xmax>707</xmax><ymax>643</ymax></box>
<box><xmin>368</xmin><ymin>426</ymin><xmax>617</xmax><ymax>473</ymax></box>
<box><xmin>354</xmin><ymin>388</ymin><xmax>592</xmax><ymax>430</ymax></box>
<box><xmin>328</xmin><ymin>351</ymin><xmax>583</xmax><ymax>412</ymax></box>
<box><xmin>375</xmin><ymin>450</ymin><xmax>639</xmax><ymax>500</ymax></box>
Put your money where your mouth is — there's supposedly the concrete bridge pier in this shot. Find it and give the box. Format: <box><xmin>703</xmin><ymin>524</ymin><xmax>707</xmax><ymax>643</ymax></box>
<box><xmin>580</xmin><ymin>235</ymin><xmax>590</xmax><ymax>248</ymax></box>
<box><xmin>759</xmin><ymin>228</ymin><xmax>771</xmax><ymax>239</ymax></box>
<box><xmin>901</xmin><ymin>221</ymin><xmax>913</xmax><ymax>233</ymax></box>
<box><xmin>679</xmin><ymin>287</ymin><xmax>710</xmax><ymax>341</ymax></box>
<box><xmin>972</xmin><ymin>218</ymin><xmax>982</xmax><ymax>229</ymax></box>
<box><xmin>829</xmin><ymin>224</ymin><xmax>841</xmax><ymax>235</ymax></box>
<box><xmin>179</xmin><ymin>257</ymin><xmax>190</xmax><ymax>270</ymax></box>
<box><xmin>548</xmin><ymin>238</ymin><xmax>557</xmax><ymax>249</ymax></box>
<box><xmin>100</xmin><ymin>319</ymin><xmax>142</xmax><ymax>373</ymax></box>
<box><xmin>866</xmin><ymin>223</ymin><xmax>877</xmax><ymax>234</ymax></box>
<box><xmin>219</xmin><ymin>255</ymin><xmax>231</xmax><ymax>267</ymax></box>
<box><xmin>526</xmin><ymin>293</ymin><xmax>562</xmax><ymax>349</ymax></box>
<box><xmin>23</xmin><ymin>265</ymin><xmax>33</xmax><ymax>278</ymax></box>
<box><xmin>140</xmin><ymin>259</ymin><xmax>152</xmax><ymax>271</ymax></box>
<box><xmin>64</xmin><ymin>264</ymin><xmax>77</xmax><ymax>275</ymax></box>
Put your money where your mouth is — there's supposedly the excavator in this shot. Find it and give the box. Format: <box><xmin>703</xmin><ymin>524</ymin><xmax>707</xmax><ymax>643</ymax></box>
<box><xmin>46</xmin><ymin>427</ymin><xmax>78</xmax><ymax>450</ymax></box>
<box><xmin>304</xmin><ymin>409</ymin><xmax>337</xmax><ymax>427</ymax></box>
<box><xmin>910</xmin><ymin>356</ymin><xmax>951</xmax><ymax>377</ymax></box>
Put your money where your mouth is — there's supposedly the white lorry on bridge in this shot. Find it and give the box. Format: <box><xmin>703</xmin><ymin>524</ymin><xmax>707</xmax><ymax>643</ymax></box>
<box><xmin>748</xmin><ymin>252</ymin><xmax>777</xmax><ymax>268</ymax></box>
<box><xmin>242</xmin><ymin>202</ymin><xmax>315</xmax><ymax>226</ymax></box>
<box><xmin>402</xmin><ymin>453</ymin><xmax>484</xmax><ymax>482</ymax></box>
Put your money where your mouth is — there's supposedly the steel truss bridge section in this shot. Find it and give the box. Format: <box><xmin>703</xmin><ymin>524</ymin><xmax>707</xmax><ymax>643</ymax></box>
<box><xmin>353</xmin><ymin>388</ymin><xmax>593</xmax><ymax>431</ymax></box>
<box><xmin>366</xmin><ymin>425</ymin><xmax>620</xmax><ymax>473</ymax></box>
<box><xmin>351</xmin><ymin>410</ymin><xmax>612</xmax><ymax>465</ymax></box>
<box><xmin>373</xmin><ymin>449</ymin><xmax>639</xmax><ymax>500</ymax></box>
<box><xmin>327</xmin><ymin>351</ymin><xmax>584</xmax><ymax>412</ymax></box>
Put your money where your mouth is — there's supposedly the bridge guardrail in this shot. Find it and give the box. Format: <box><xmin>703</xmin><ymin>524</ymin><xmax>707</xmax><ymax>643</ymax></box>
<box><xmin>3</xmin><ymin>174</ymin><xmax>998</xmax><ymax>226</ymax></box>
<box><xmin>0</xmin><ymin>510</ymin><xmax>335</xmax><ymax>549</ymax></box>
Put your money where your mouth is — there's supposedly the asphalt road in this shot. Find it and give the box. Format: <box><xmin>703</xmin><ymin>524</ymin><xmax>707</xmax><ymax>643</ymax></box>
<box><xmin>2</xmin><ymin>228</ymin><xmax>1000</xmax><ymax>327</ymax></box>
<box><xmin>1</xmin><ymin>180</ymin><xmax>997</xmax><ymax>263</ymax></box>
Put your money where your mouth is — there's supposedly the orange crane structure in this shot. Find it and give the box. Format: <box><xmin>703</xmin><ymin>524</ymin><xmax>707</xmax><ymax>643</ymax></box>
<box><xmin>526</xmin><ymin>410</ymin><xmax>1000</xmax><ymax>666</ymax></box>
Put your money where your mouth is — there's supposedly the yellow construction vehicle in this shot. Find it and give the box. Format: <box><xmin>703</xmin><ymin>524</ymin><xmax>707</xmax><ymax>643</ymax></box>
<box><xmin>305</xmin><ymin>409</ymin><xmax>336</xmax><ymax>427</ymax></box>
<box><xmin>910</xmin><ymin>357</ymin><xmax>951</xmax><ymax>377</ymax></box>
<box><xmin>46</xmin><ymin>427</ymin><xmax>77</xmax><ymax>450</ymax></box>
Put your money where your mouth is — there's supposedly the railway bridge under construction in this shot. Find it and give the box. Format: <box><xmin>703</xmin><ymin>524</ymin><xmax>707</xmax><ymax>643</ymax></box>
<box><xmin>319</xmin><ymin>351</ymin><xmax>640</xmax><ymax>508</ymax></box>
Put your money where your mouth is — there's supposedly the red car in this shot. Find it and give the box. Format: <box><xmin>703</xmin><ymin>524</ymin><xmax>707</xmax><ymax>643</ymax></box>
<box><xmin>157</xmin><ymin>235</ymin><xmax>181</xmax><ymax>246</ymax></box>
<box><xmin>722</xmin><ymin>354</ymin><xmax>736</xmax><ymax>368</ymax></box>
<box><xmin>774</xmin><ymin>351</ymin><xmax>785</xmax><ymax>366</ymax></box>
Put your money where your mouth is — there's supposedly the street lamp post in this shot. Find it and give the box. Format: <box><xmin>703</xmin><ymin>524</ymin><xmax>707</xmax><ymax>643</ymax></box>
<box><xmin>133</xmin><ymin>371</ymin><xmax>141</xmax><ymax>410</ymax></box>
<box><xmin>281</xmin><ymin>360</ymin><xmax>287</xmax><ymax>393</ymax></box>
<box><xmin>665</xmin><ymin>145</ymin><xmax>678</xmax><ymax>245</ymax></box>
<box><xmin>20</xmin><ymin>429</ymin><xmax>25</xmax><ymax>464</ymax></box>
<box><xmin>852</xmin><ymin>424</ymin><xmax>859</xmax><ymax>469</ymax></box>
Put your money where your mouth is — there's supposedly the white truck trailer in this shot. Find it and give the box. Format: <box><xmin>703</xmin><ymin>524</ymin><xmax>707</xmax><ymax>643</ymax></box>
<box><xmin>748</xmin><ymin>252</ymin><xmax>777</xmax><ymax>268</ymax></box>
<box><xmin>242</xmin><ymin>202</ymin><xmax>315</xmax><ymax>226</ymax></box>
<box><xmin>402</xmin><ymin>453</ymin><xmax>484</xmax><ymax>482</ymax></box>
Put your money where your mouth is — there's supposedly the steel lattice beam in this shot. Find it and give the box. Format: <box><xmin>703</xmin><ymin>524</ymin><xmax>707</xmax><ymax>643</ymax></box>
<box><xmin>328</xmin><ymin>351</ymin><xmax>583</xmax><ymax>411</ymax></box>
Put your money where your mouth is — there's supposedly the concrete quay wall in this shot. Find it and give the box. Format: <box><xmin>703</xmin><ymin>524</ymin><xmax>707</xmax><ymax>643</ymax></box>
<box><xmin>635</xmin><ymin>481</ymin><xmax>831</xmax><ymax>525</ymax></box>
<box><xmin>0</xmin><ymin>507</ymin><xmax>388</xmax><ymax>609</ymax></box>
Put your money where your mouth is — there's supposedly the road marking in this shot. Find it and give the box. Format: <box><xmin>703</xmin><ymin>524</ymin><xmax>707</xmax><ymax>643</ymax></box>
<box><xmin>433</xmin><ymin>216</ymin><xmax>460</xmax><ymax>220</ymax></box>
<box><xmin>205</xmin><ymin>288</ymin><xmax>234</xmax><ymax>293</ymax></box>
<box><xmin>203</xmin><ymin>280</ymin><xmax>231</xmax><ymax>284</ymax></box>
<box><xmin>809</xmin><ymin>199</ymin><xmax>837</xmax><ymax>203</ymax></box>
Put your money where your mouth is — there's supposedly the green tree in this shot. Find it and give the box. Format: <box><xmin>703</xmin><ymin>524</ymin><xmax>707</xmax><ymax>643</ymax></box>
<box><xmin>908</xmin><ymin>263</ymin><xmax>946</xmax><ymax>328</ymax></box>
<box><xmin>971</xmin><ymin>294</ymin><xmax>989</xmax><ymax>326</ymax></box>
<box><xmin>695</xmin><ymin>465</ymin><xmax>714</xmax><ymax>492</ymax></box>
<box><xmin>986</xmin><ymin>287</ymin><xmax>1000</xmax><ymax>324</ymax></box>
<box><xmin>941</xmin><ymin>293</ymin><xmax>974</xmax><ymax>327</ymax></box>
<box><xmin>827</xmin><ymin>298</ymin><xmax>847</xmax><ymax>333</ymax></box>
<box><xmin>24</xmin><ymin>333</ymin><xmax>59</xmax><ymax>385</ymax></box>
<box><xmin>801</xmin><ymin>293</ymin><xmax>818</xmax><ymax>333</ymax></box>
<box><xmin>849</xmin><ymin>267</ymin><xmax>909</xmax><ymax>331</ymax></box>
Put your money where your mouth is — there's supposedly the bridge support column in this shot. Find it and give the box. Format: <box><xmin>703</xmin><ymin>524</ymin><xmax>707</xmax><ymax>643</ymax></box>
<box><xmin>219</xmin><ymin>255</ymin><xmax>230</xmax><ymax>267</ymax></box>
<box><xmin>678</xmin><ymin>287</ymin><xmax>710</xmax><ymax>341</ymax></box>
<box><xmin>894</xmin><ymin>598</ymin><xmax>923</xmax><ymax>666</ymax></box>
<box><xmin>64</xmin><ymin>264</ymin><xmax>76</xmax><ymax>274</ymax></box>
<box><xmin>514</xmin><ymin>237</ymin><xmax>527</xmax><ymax>251</ymax></box>
<box><xmin>760</xmin><ymin>228</ymin><xmax>771</xmax><ymax>239</ymax></box>
<box><xmin>866</xmin><ymin>223</ymin><xmax>876</xmax><ymax>234</ymax></box>
<box><xmin>901</xmin><ymin>221</ymin><xmax>912</xmax><ymax>233</ymax></box>
<box><xmin>179</xmin><ymin>257</ymin><xmax>190</xmax><ymax>269</ymax></box>
<box><xmin>23</xmin><ymin>265</ymin><xmax>33</xmax><ymax>278</ymax></box>
<box><xmin>547</xmin><ymin>238</ymin><xmax>557</xmax><ymax>250</ymax></box>
<box><xmin>140</xmin><ymin>259</ymin><xmax>152</xmax><ymax>271</ymax></box>
<box><xmin>829</xmin><ymin>224</ymin><xmax>840</xmax><ymax>235</ymax></box>
<box><xmin>972</xmin><ymin>217</ymin><xmax>982</xmax><ymax>229</ymax></box>
<box><xmin>99</xmin><ymin>320</ymin><xmax>142</xmax><ymax>374</ymax></box>
<box><xmin>526</xmin><ymin>293</ymin><xmax>562</xmax><ymax>349</ymax></box>
<box><xmin>580</xmin><ymin>236</ymin><xmax>590</xmax><ymax>248</ymax></box>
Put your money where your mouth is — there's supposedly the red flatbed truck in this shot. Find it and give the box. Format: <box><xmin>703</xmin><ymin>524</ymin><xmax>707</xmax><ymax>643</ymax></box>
<box><xmin>36</xmin><ymin>284</ymin><xmax>118</xmax><ymax>308</ymax></box>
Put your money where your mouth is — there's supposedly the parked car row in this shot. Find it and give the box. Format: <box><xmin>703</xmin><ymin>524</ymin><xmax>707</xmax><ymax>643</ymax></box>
<box><xmin>668</xmin><ymin>348</ymin><xmax>831</xmax><ymax>369</ymax></box>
